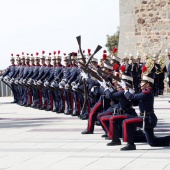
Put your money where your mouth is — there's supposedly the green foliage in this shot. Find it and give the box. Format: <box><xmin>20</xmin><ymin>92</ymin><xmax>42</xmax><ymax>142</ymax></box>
<box><xmin>105</xmin><ymin>27</ymin><xmax>120</xmax><ymax>53</ymax></box>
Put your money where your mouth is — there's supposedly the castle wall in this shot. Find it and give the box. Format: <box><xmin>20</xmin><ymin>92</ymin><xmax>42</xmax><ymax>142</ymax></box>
<box><xmin>118</xmin><ymin>0</ymin><xmax>170</xmax><ymax>60</ymax></box>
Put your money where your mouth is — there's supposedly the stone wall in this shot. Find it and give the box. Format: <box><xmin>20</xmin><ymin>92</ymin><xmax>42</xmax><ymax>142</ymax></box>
<box><xmin>118</xmin><ymin>0</ymin><xmax>170</xmax><ymax>60</ymax></box>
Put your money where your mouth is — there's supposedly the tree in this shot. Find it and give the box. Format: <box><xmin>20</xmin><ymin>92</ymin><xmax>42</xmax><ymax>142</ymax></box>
<box><xmin>105</xmin><ymin>27</ymin><xmax>120</xmax><ymax>53</ymax></box>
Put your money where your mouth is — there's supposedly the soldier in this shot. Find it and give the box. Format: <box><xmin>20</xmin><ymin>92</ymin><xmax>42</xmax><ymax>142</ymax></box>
<box><xmin>157</xmin><ymin>55</ymin><xmax>167</xmax><ymax>95</ymax></box>
<box><xmin>0</xmin><ymin>54</ymin><xmax>16</xmax><ymax>103</ymax></box>
<box><xmin>28</xmin><ymin>52</ymin><xmax>41</xmax><ymax>108</ymax></box>
<box><xmin>81</xmin><ymin>61</ymin><xmax>114</xmax><ymax>134</ymax></box>
<box><xmin>24</xmin><ymin>54</ymin><xmax>36</xmax><ymax>107</ymax></box>
<box><xmin>13</xmin><ymin>52</ymin><xmax>26</xmax><ymax>105</ymax></box>
<box><xmin>38</xmin><ymin>53</ymin><xmax>53</xmax><ymax>111</ymax></box>
<box><xmin>45</xmin><ymin>51</ymin><xmax>64</xmax><ymax>112</ymax></box>
<box><xmin>120</xmin><ymin>74</ymin><xmax>170</xmax><ymax>150</ymax></box>
<box><xmin>152</xmin><ymin>55</ymin><xmax>161</xmax><ymax>96</ymax></box>
<box><xmin>99</xmin><ymin>75</ymin><xmax>137</xmax><ymax>146</ymax></box>
<box><xmin>59</xmin><ymin>53</ymin><xmax>72</xmax><ymax>115</ymax></box>
<box><xmin>66</xmin><ymin>52</ymin><xmax>80</xmax><ymax>115</ymax></box>
<box><xmin>21</xmin><ymin>54</ymin><xmax>31</xmax><ymax>106</ymax></box>
<box><xmin>35</xmin><ymin>51</ymin><xmax>47</xmax><ymax>110</ymax></box>
<box><xmin>128</xmin><ymin>56</ymin><xmax>138</xmax><ymax>93</ymax></box>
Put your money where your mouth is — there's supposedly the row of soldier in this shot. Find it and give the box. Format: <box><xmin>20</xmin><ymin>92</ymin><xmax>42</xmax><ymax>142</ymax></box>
<box><xmin>0</xmin><ymin>50</ymin><xmax>169</xmax><ymax>117</ymax></box>
<box><xmin>0</xmin><ymin>49</ymin><xmax>170</xmax><ymax>150</ymax></box>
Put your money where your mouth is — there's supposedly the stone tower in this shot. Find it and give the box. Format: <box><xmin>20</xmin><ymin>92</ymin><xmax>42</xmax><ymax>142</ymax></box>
<box><xmin>118</xmin><ymin>0</ymin><xmax>170</xmax><ymax>60</ymax></box>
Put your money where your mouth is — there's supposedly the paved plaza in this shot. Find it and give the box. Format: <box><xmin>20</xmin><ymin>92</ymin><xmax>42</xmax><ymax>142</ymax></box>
<box><xmin>0</xmin><ymin>96</ymin><xmax>170</xmax><ymax>170</ymax></box>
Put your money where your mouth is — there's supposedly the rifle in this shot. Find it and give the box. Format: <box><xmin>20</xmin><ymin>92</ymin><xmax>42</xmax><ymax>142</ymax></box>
<box><xmin>76</xmin><ymin>36</ymin><xmax>102</xmax><ymax>114</ymax></box>
<box><xmin>2</xmin><ymin>79</ymin><xmax>12</xmax><ymax>91</ymax></box>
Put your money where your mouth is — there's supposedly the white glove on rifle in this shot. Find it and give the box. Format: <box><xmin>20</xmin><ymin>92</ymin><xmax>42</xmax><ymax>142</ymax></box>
<box><xmin>10</xmin><ymin>78</ymin><xmax>14</xmax><ymax>84</ymax></box>
<box><xmin>99</xmin><ymin>80</ymin><xmax>107</xmax><ymax>88</ymax></box>
<box><xmin>44</xmin><ymin>81</ymin><xmax>49</xmax><ymax>87</ymax></box>
<box><xmin>109</xmin><ymin>87</ymin><xmax>114</xmax><ymax>92</ymax></box>
<box><xmin>3</xmin><ymin>76</ymin><xmax>10</xmax><ymax>82</ymax></box>
<box><xmin>118</xmin><ymin>80</ymin><xmax>126</xmax><ymax>89</ymax></box>
<box><xmin>22</xmin><ymin>79</ymin><xmax>27</xmax><ymax>84</ymax></box>
<box><xmin>60</xmin><ymin>79</ymin><xmax>67</xmax><ymax>87</ymax></box>
<box><xmin>81</xmin><ymin>72</ymin><xmax>88</xmax><ymax>80</ymax></box>
<box><xmin>37</xmin><ymin>80</ymin><xmax>43</xmax><ymax>85</ymax></box>
<box><xmin>33</xmin><ymin>80</ymin><xmax>37</xmax><ymax>85</ymax></box>
<box><xmin>14</xmin><ymin>79</ymin><xmax>19</xmax><ymax>85</ymax></box>
<box><xmin>65</xmin><ymin>83</ymin><xmax>70</xmax><ymax>89</ymax></box>
<box><xmin>72</xmin><ymin>84</ymin><xmax>78</xmax><ymax>91</ymax></box>
<box><xmin>167</xmin><ymin>77</ymin><xmax>169</xmax><ymax>82</ymax></box>
<box><xmin>71</xmin><ymin>81</ymin><xmax>76</xmax><ymax>87</ymax></box>
<box><xmin>129</xmin><ymin>88</ymin><xmax>135</xmax><ymax>94</ymax></box>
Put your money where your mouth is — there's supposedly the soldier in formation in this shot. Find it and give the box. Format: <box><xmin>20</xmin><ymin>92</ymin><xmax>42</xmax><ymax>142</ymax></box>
<box><xmin>0</xmin><ymin>48</ymin><xmax>170</xmax><ymax>150</ymax></box>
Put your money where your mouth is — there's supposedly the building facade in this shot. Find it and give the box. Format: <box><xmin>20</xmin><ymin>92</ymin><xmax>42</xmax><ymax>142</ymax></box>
<box><xmin>118</xmin><ymin>0</ymin><xmax>170</xmax><ymax>60</ymax></box>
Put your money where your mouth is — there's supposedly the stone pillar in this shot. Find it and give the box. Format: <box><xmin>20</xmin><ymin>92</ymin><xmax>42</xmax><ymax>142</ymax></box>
<box><xmin>118</xmin><ymin>0</ymin><xmax>170</xmax><ymax>61</ymax></box>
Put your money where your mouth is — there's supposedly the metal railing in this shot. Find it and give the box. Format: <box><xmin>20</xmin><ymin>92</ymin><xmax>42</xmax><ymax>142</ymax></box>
<box><xmin>0</xmin><ymin>81</ymin><xmax>12</xmax><ymax>97</ymax></box>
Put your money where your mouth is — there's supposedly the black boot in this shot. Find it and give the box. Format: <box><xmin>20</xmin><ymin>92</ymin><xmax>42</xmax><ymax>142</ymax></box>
<box><xmin>101</xmin><ymin>134</ymin><xmax>108</xmax><ymax>138</ymax></box>
<box><xmin>57</xmin><ymin>109</ymin><xmax>64</xmax><ymax>113</ymax></box>
<box><xmin>107</xmin><ymin>139</ymin><xmax>121</xmax><ymax>146</ymax></box>
<box><xmin>72</xmin><ymin>110</ymin><xmax>78</xmax><ymax>116</ymax></box>
<box><xmin>81</xmin><ymin>130</ymin><xmax>93</xmax><ymax>134</ymax></box>
<box><xmin>39</xmin><ymin>106</ymin><xmax>46</xmax><ymax>110</ymax></box>
<box><xmin>120</xmin><ymin>143</ymin><xmax>136</xmax><ymax>151</ymax></box>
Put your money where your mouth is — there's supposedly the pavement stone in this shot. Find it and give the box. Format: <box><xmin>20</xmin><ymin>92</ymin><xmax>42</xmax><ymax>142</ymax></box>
<box><xmin>0</xmin><ymin>96</ymin><xmax>170</xmax><ymax>170</ymax></box>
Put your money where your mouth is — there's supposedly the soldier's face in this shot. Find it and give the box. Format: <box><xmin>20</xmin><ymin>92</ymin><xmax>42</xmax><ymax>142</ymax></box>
<box><xmin>26</xmin><ymin>59</ymin><xmax>30</xmax><ymax>64</ymax></box>
<box><xmin>46</xmin><ymin>59</ymin><xmax>51</xmax><ymax>65</ymax></box>
<box><xmin>129</xmin><ymin>59</ymin><xmax>133</xmax><ymax>64</ymax></box>
<box><xmin>41</xmin><ymin>59</ymin><xmax>45</xmax><ymax>65</ymax></box>
<box><xmin>140</xmin><ymin>81</ymin><xmax>147</xmax><ymax>89</ymax></box>
<box><xmin>17</xmin><ymin>60</ymin><xmax>21</xmax><ymax>65</ymax></box>
<box><xmin>21</xmin><ymin>59</ymin><xmax>25</xmax><ymax>64</ymax></box>
<box><xmin>168</xmin><ymin>55</ymin><xmax>170</xmax><ymax>60</ymax></box>
<box><xmin>56</xmin><ymin>59</ymin><xmax>61</xmax><ymax>64</ymax></box>
<box><xmin>30</xmin><ymin>60</ymin><xmax>34</xmax><ymax>65</ymax></box>
<box><xmin>52</xmin><ymin>59</ymin><xmax>56</xmax><ymax>65</ymax></box>
<box><xmin>10</xmin><ymin>60</ymin><xmax>15</xmax><ymax>65</ymax></box>
<box><xmin>64</xmin><ymin>60</ymin><xmax>68</xmax><ymax>65</ymax></box>
<box><xmin>35</xmin><ymin>59</ymin><xmax>40</xmax><ymax>65</ymax></box>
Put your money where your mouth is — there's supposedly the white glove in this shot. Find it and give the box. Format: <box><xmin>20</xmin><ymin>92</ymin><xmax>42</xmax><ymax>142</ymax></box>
<box><xmin>22</xmin><ymin>79</ymin><xmax>27</xmax><ymax>84</ymax></box>
<box><xmin>118</xmin><ymin>80</ymin><xmax>126</xmax><ymax>89</ymax></box>
<box><xmin>81</xmin><ymin>72</ymin><xmax>88</xmax><ymax>80</ymax></box>
<box><xmin>37</xmin><ymin>80</ymin><xmax>42</xmax><ymax>85</ymax></box>
<box><xmin>33</xmin><ymin>80</ymin><xmax>37</xmax><ymax>85</ymax></box>
<box><xmin>19</xmin><ymin>79</ymin><xmax>23</xmax><ymax>85</ymax></box>
<box><xmin>10</xmin><ymin>78</ymin><xmax>14</xmax><ymax>84</ymax></box>
<box><xmin>50</xmin><ymin>81</ymin><xmax>55</xmax><ymax>87</ymax></box>
<box><xmin>65</xmin><ymin>83</ymin><xmax>70</xmax><ymax>89</ymax></box>
<box><xmin>91</xmin><ymin>87</ymin><xmax>94</xmax><ymax>92</ymax></box>
<box><xmin>44</xmin><ymin>81</ymin><xmax>49</xmax><ymax>87</ymax></box>
<box><xmin>99</xmin><ymin>80</ymin><xmax>107</xmax><ymax>88</ymax></box>
<box><xmin>72</xmin><ymin>84</ymin><xmax>78</xmax><ymax>91</ymax></box>
<box><xmin>109</xmin><ymin>87</ymin><xmax>114</xmax><ymax>92</ymax></box>
<box><xmin>15</xmin><ymin>79</ymin><xmax>19</xmax><ymax>84</ymax></box>
<box><xmin>167</xmin><ymin>77</ymin><xmax>169</xmax><ymax>82</ymax></box>
<box><xmin>3</xmin><ymin>76</ymin><xmax>10</xmax><ymax>82</ymax></box>
<box><xmin>59</xmin><ymin>82</ymin><xmax>64</xmax><ymax>89</ymax></box>
<box><xmin>60</xmin><ymin>80</ymin><xmax>66</xmax><ymax>87</ymax></box>
<box><xmin>71</xmin><ymin>81</ymin><xmax>76</xmax><ymax>87</ymax></box>
<box><xmin>129</xmin><ymin>88</ymin><xmax>135</xmax><ymax>94</ymax></box>
<box><xmin>62</xmin><ymin>79</ymin><xmax>67</xmax><ymax>83</ymax></box>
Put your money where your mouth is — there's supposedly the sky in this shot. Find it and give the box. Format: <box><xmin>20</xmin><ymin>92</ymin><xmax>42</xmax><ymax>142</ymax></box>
<box><xmin>0</xmin><ymin>0</ymin><xmax>119</xmax><ymax>69</ymax></box>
